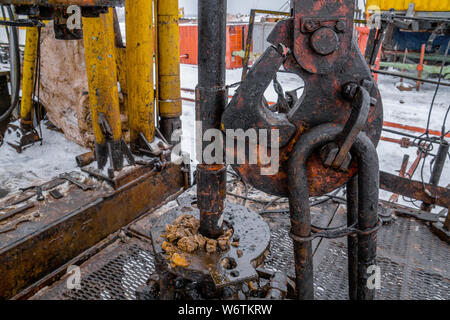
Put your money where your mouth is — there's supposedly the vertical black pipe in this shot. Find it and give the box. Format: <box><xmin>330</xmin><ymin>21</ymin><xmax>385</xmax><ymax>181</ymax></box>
<box><xmin>198</xmin><ymin>0</ymin><xmax>227</xmax><ymax>88</ymax></box>
<box><xmin>288</xmin><ymin>125</ymin><xmax>379</xmax><ymax>300</ymax></box>
<box><xmin>351</xmin><ymin>134</ymin><xmax>379</xmax><ymax>300</ymax></box>
<box><xmin>287</xmin><ymin>169</ymin><xmax>314</xmax><ymax>300</ymax></box>
<box><xmin>421</xmin><ymin>141</ymin><xmax>449</xmax><ymax>211</ymax></box>
<box><xmin>196</xmin><ymin>0</ymin><xmax>228</xmax><ymax>239</ymax></box>
<box><xmin>346</xmin><ymin>174</ymin><xmax>358</xmax><ymax>300</ymax></box>
<box><xmin>196</xmin><ymin>0</ymin><xmax>228</xmax><ymax>151</ymax></box>
<box><xmin>287</xmin><ymin>126</ymin><xmax>339</xmax><ymax>300</ymax></box>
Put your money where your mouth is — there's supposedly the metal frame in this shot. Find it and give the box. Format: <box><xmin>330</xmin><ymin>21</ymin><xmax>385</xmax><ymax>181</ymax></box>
<box><xmin>241</xmin><ymin>9</ymin><xmax>290</xmax><ymax>80</ymax></box>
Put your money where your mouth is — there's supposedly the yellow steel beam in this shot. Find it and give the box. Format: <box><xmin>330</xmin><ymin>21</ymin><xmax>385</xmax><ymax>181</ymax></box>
<box><xmin>126</xmin><ymin>0</ymin><xmax>155</xmax><ymax>147</ymax></box>
<box><xmin>366</xmin><ymin>0</ymin><xmax>450</xmax><ymax>12</ymax></box>
<box><xmin>20</xmin><ymin>26</ymin><xmax>39</xmax><ymax>127</ymax></box>
<box><xmin>157</xmin><ymin>0</ymin><xmax>182</xmax><ymax>120</ymax></box>
<box><xmin>82</xmin><ymin>12</ymin><xmax>122</xmax><ymax>146</ymax></box>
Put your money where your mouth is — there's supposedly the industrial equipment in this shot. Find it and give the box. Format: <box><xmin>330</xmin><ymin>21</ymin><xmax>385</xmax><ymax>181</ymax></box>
<box><xmin>132</xmin><ymin>0</ymin><xmax>383</xmax><ymax>300</ymax></box>
<box><xmin>221</xmin><ymin>0</ymin><xmax>383</xmax><ymax>300</ymax></box>
<box><xmin>0</xmin><ymin>0</ymin><xmax>187</xmax><ymax>299</ymax></box>
<box><xmin>0</xmin><ymin>0</ymin><xmax>448</xmax><ymax>303</ymax></box>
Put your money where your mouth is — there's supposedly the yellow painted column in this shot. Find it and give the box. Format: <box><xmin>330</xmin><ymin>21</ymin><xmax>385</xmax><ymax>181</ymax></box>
<box><xmin>82</xmin><ymin>13</ymin><xmax>122</xmax><ymax>146</ymax></box>
<box><xmin>126</xmin><ymin>0</ymin><xmax>155</xmax><ymax>147</ymax></box>
<box><xmin>20</xmin><ymin>27</ymin><xmax>39</xmax><ymax>128</ymax></box>
<box><xmin>157</xmin><ymin>0</ymin><xmax>182</xmax><ymax>142</ymax></box>
<box><xmin>104</xmin><ymin>9</ymin><xmax>118</xmax><ymax>74</ymax></box>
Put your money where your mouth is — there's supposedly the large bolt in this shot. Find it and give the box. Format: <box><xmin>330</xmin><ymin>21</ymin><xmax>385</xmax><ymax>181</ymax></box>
<box><xmin>320</xmin><ymin>142</ymin><xmax>339</xmax><ymax>167</ymax></box>
<box><xmin>304</xmin><ymin>20</ymin><xmax>317</xmax><ymax>32</ymax></box>
<box><xmin>310</xmin><ymin>27</ymin><xmax>339</xmax><ymax>56</ymax></box>
<box><xmin>335</xmin><ymin>20</ymin><xmax>347</xmax><ymax>32</ymax></box>
<box><xmin>320</xmin><ymin>142</ymin><xmax>352</xmax><ymax>171</ymax></box>
<box><xmin>342</xmin><ymin>83</ymin><xmax>359</xmax><ymax>100</ymax></box>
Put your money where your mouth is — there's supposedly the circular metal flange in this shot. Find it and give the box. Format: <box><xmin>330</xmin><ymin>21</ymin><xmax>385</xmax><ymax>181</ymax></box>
<box><xmin>150</xmin><ymin>197</ymin><xmax>271</xmax><ymax>288</ymax></box>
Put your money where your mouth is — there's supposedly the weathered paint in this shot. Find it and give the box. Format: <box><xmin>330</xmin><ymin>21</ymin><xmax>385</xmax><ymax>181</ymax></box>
<box><xmin>0</xmin><ymin>163</ymin><xmax>184</xmax><ymax>299</ymax></box>
<box><xmin>157</xmin><ymin>0</ymin><xmax>182</xmax><ymax>119</ymax></box>
<box><xmin>82</xmin><ymin>12</ymin><xmax>122</xmax><ymax>144</ymax></box>
<box><xmin>125</xmin><ymin>0</ymin><xmax>155</xmax><ymax>146</ymax></box>
<box><xmin>20</xmin><ymin>27</ymin><xmax>39</xmax><ymax>126</ymax></box>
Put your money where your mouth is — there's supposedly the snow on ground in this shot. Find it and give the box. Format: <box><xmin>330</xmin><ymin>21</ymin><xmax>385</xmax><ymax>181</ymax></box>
<box><xmin>0</xmin><ymin>122</ymin><xmax>89</xmax><ymax>194</ymax></box>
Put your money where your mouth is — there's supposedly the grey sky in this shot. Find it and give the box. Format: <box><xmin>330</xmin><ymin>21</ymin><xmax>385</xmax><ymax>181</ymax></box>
<box><xmin>179</xmin><ymin>1</ymin><xmax>366</xmax><ymax>17</ymax></box>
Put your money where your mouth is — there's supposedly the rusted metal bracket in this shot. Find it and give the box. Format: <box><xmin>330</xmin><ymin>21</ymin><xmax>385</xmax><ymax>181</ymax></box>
<box><xmin>320</xmin><ymin>84</ymin><xmax>371</xmax><ymax>171</ymax></box>
<box><xmin>380</xmin><ymin>171</ymin><xmax>450</xmax><ymax>209</ymax></box>
<box><xmin>58</xmin><ymin>173</ymin><xmax>93</xmax><ymax>191</ymax></box>
<box><xmin>96</xmin><ymin>113</ymin><xmax>135</xmax><ymax>177</ymax></box>
<box><xmin>241</xmin><ymin>9</ymin><xmax>291</xmax><ymax>80</ymax></box>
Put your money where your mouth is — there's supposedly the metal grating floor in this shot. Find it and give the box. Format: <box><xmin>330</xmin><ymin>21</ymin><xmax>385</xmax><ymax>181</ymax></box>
<box><xmin>32</xmin><ymin>201</ymin><xmax>450</xmax><ymax>300</ymax></box>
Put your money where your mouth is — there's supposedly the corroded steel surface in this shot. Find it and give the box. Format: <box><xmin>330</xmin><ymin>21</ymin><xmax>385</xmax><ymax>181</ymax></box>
<box><xmin>380</xmin><ymin>171</ymin><xmax>450</xmax><ymax>209</ymax></box>
<box><xmin>197</xmin><ymin>164</ymin><xmax>227</xmax><ymax>238</ymax></box>
<box><xmin>126</xmin><ymin>0</ymin><xmax>155</xmax><ymax>147</ymax></box>
<box><xmin>150</xmin><ymin>195</ymin><xmax>271</xmax><ymax>289</ymax></box>
<box><xmin>0</xmin><ymin>163</ymin><xmax>184</xmax><ymax>299</ymax></box>
<box><xmin>222</xmin><ymin>0</ymin><xmax>383</xmax><ymax>198</ymax></box>
<box><xmin>28</xmin><ymin>198</ymin><xmax>450</xmax><ymax>300</ymax></box>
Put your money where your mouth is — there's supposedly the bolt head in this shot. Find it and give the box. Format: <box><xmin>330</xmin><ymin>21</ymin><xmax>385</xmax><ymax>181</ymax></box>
<box><xmin>304</xmin><ymin>20</ymin><xmax>317</xmax><ymax>31</ymax></box>
<box><xmin>342</xmin><ymin>83</ymin><xmax>358</xmax><ymax>100</ymax></box>
<box><xmin>310</xmin><ymin>27</ymin><xmax>339</xmax><ymax>56</ymax></box>
<box><xmin>339</xmin><ymin>153</ymin><xmax>352</xmax><ymax>172</ymax></box>
<box><xmin>320</xmin><ymin>143</ymin><xmax>339</xmax><ymax>167</ymax></box>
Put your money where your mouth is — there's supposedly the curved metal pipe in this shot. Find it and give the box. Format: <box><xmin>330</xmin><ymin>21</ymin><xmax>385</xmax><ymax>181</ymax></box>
<box><xmin>0</xmin><ymin>5</ymin><xmax>20</xmax><ymax>123</ymax></box>
<box><xmin>287</xmin><ymin>123</ymin><xmax>379</xmax><ymax>300</ymax></box>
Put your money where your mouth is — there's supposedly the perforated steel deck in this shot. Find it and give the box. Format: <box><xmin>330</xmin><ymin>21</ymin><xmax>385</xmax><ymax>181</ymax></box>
<box><xmin>31</xmin><ymin>199</ymin><xmax>449</xmax><ymax>300</ymax></box>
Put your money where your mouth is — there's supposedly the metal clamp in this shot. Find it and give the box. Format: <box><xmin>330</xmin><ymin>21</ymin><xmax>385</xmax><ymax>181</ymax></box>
<box><xmin>320</xmin><ymin>84</ymin><xmax>371</xmax><ymax>171</ymax></box>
